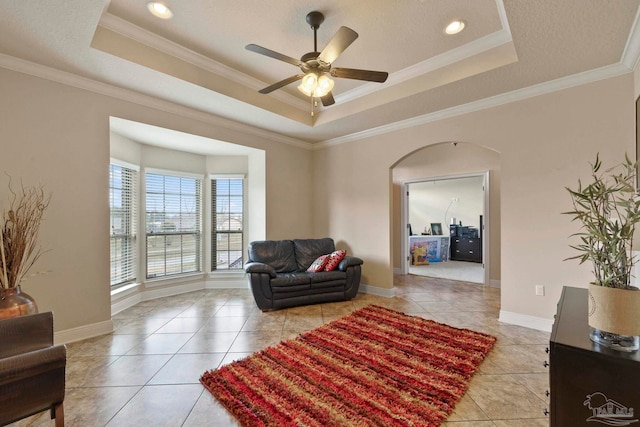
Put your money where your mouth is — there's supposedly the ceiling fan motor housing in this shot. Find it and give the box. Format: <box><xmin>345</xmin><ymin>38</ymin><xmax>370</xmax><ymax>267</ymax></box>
<box><xmin>306</xmin><ymin>11</ymin><xmax>324</xmax><ymax>30</ymax></box>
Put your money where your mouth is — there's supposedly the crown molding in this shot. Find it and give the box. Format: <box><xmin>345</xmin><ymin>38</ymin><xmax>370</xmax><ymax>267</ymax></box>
<box><xmin>336</xmin><ymin>0</ymin><xmax>513</xmax><ymax>105</ymax></box>
<box><xmin>0</xmin><ymin>53</ymin><xmax>313</xmax><ymax>151</ymax></box>
<box><xmin>337</xmin><ymin>29</ymin><xmax>513</xmax><ymax>105</ymax></box>
<box><xmin>495</xmin><ymin>0</ymin><xmax>511</xmax><ymax>35</ymax></box>
<box><xmin>621</xmin><ymin>3</ymin><xmax>640</xmax><ymax>70</ymax></box>
<box><xmin>99</xmin><ymin>12</ymin><xmax>310</xmax><ymax>111</ymax></box>
<box><xmin>317</xmin><ymin>62</ymin><xmax>631</xmax><ymax>149</ymax></box>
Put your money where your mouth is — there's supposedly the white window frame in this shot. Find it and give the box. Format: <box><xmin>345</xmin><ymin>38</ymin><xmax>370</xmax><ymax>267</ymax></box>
<box><xmin>144</xmin><ymin>168</ymin><xmax>204</xmax><ymax>280</ymax></box>
<box><xmin>109</xmin><ymin>159</ymin><xmax>139</xmax><ymax>288</ymax></box>
<box><xmin>210</xmin><ymin>174</ymin><xmax>245</xmax><ymax>272</ymax></box>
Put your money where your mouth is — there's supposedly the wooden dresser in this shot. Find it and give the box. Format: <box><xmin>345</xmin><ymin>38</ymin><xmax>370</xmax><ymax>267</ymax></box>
<box><xmin>449</xmin><ymin>237</ymin><xmax>482</xmax><ymax>263</ymax></box>
<box><xmin>548</xmin><ymin>286</ymin><xmax>640</xmax><ymax>426</ymax></box>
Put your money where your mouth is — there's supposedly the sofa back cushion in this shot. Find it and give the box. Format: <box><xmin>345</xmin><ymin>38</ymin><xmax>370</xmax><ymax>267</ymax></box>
<box><xmin>293</xmin><ymin>238</ymin><xmax>336</xmax><ymax>271</ymax></box>
<box><xmin>248</xmin><ymin>240</ymin><xmax>297</xmax><ymax>273</ymax></box>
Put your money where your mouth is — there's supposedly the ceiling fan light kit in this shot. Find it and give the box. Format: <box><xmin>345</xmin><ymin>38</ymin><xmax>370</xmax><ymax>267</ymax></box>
<box><xmin>245</xmin><ymin>11</ymin><xmax>388</xmax><ymax>114</ymax></box>
<box><xmin>298</xmin><ymin>73</ymin><xmax>334</xmax><ymax>98</ymax></box>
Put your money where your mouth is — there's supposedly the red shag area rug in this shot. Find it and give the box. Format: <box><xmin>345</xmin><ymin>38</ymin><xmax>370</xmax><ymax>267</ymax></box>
<box><xmin>200</xmin><ymin>304</ymin><xmax>496</xmax><ymax>427</ymax></box>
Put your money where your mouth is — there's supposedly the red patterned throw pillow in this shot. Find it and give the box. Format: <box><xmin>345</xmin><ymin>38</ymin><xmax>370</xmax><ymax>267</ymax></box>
<box><xmin>324</xmin><ymin>250</ymin><xmax>347</xmax><ymax>272</ymax></box>
<box><xmin>306</xmin><ymin>254</ymin><xmax>330</xmax><ymax>272</ymax></box>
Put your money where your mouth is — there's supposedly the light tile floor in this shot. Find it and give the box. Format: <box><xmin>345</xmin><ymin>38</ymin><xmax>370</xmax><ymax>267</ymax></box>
<box><xmin>12</xmin><ymin>274</ymin><xmax>551</xmax><ymax>426</ymax></box>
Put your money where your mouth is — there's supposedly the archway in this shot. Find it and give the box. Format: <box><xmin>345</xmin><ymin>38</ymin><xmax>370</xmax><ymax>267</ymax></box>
<box><xmin>390</xmin><ymin>141</ymin><xmax>501</xmax><ymax>287</ymax></box>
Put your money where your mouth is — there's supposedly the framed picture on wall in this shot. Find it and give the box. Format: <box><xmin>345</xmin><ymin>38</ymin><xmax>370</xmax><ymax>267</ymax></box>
<box><xmin>430</xmin><ymin>223</ymin><xmax>443</xmax><ymax>235</ymax></box>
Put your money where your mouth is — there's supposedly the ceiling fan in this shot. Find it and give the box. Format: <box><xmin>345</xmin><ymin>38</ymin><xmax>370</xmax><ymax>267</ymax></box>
<box><xmin>245</xmin><ymin>11</ymin><xmax>388</xmax><ymax>107</ymax></box>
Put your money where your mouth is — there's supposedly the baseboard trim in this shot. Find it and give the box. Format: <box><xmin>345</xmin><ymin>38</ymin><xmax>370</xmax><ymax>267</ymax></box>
<box><xmin>54</xmin><ymin>319</ymin><xmax>114</xmax><ymax>345</ymax></box>
<box><xmin>359</xmin><ymin>283</ymin><xmax>396</xmax><ymax>298</ymax></box>
<box><xmin>205</xmin><ymin>276</ymin><xmax>248</xmax><ymax>289</ymax></box>
<box><xmin>499</xmin><ymin>310</ymin><xmax>553</xmax><ymax>333</ymax></box>
<box><xmin>205</xmin><ymin>281</ymin><xmax>248</xmax><ymax>289</ymax></box>
<box><xmin>111</xmin><ymin>291</ymin><xmax>143</xmax><ymax>316</ymax></box>
<box><xmin>489</xmin><ymin>279</ymin><xmax>501</xmax><ymax>288</ymax></box>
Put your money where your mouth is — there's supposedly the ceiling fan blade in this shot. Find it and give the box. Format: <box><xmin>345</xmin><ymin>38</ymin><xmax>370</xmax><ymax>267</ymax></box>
<box><xmin>246</xmin><ymin>44</ymin><xmax>303</xmax><ymax>67</ymax></box>
<box><xmin>258</xmin><ymin>74</ymin><xmax>305</xmax><ymax>94</ymax></box>
<box><xmin>320</xmin><ymin>92</ymin><xmax>335</xmax><ymax>106</ymax></box>
<box><xmin>331</xmin><ymin>67</ymin><xmax>389</xmax><ymax>83</ymax></box>
<box><xmin>317</xmin><ymin>26</ymin><xmax>358</xmax><ymax>64</ymax></box>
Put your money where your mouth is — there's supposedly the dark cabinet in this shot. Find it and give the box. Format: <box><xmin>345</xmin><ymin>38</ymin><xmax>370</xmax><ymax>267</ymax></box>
<box><xmin>449</xmin><ymin>237</ymin><xmax>482</xmax><ymax>262</ymax></box>
<box><xmin>549</xmin><ymin>287</ymin><xmax>640</xmax><ymax>426</ymax></box>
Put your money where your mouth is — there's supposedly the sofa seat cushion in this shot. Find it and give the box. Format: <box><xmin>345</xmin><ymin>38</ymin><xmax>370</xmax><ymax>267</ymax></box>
<box><xmin>271</xmin><ymin>273</ymin><xmax>312</xmax><ymax>292</ymax></box>
<box><xmin>309</xmin><ymin>270</ymin><xmax>347</xmax><ymax>283</ymax></box>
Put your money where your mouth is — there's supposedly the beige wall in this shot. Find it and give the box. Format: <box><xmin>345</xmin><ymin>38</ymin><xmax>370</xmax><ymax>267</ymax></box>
<box><xmin>0</xmin><ymin>63</ymin><xmax>636</xmax><ymax>333</ymax></box>
<box><xmin>314</xmin><ymin>74</ymin><xmax>635</xmax><ymax>321</ymax></box>
<box><xmin>0</xmin><ymin>67</ymin><xmax>312</xmax><ymax>332</ymax></box>
<box><xmin>391</xmin><ymin>143</ymin><xmax>501</xmax><ymax>282</ymax></box>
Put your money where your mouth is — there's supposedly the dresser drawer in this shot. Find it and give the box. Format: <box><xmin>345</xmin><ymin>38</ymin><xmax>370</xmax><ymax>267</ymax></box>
<box><xmin>450</xmin><ymin>238</ymin><xmax>481</xmax><ymax>262</ymax></box>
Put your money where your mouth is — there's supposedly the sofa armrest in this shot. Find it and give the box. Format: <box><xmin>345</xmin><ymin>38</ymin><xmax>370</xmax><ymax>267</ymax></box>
<box><xmin>338</xmin><ymin>256</ymin><xmax>363</xmax><ymax>271</ymax></box>
<box><xmin>245</xmin><ymin>262</ymin><xmax>277</xmax><ymax>278</ymax></box>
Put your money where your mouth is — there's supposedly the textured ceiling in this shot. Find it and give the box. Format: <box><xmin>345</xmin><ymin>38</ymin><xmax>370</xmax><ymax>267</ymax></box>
<box><xmin>0</xmin><ymin>0</ymin><xmax>639</xmax><ymax>147</ymax></box>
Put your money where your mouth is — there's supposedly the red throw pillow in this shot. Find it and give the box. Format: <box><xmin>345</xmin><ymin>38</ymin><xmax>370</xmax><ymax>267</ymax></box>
<box><xmin>324</xmin><ymin>250</ymin><xmax>347</xmax><ymax>272</ymax></box>
<box><xmin>306</xmin><ymin>254</ymin><xmax>330</xmax><ymax>272</ymax></box>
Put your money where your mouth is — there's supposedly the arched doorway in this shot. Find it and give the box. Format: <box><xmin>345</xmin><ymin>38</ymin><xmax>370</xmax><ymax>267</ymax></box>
<box><xmin>391</xmin><ymin>142</ymin><xmax>501</xmax><ymax>287</ymax></box>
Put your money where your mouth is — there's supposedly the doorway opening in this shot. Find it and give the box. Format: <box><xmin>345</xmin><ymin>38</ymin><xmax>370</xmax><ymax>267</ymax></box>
<box><xmin>402</xmin><ymin>172</ymin><xmax>489</xmax><ymax>284</ymax></box>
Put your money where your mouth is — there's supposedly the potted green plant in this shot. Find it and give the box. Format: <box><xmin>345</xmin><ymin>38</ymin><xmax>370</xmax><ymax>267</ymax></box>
<box><xmin>565</xmin><ymin>153</ymin><xmax>640</xmax><ymax>351</ymax></box>
<box><xmin>0</xmin><ymin>180</ymin><xmax>50</xmax><ymax>318</ymax></box>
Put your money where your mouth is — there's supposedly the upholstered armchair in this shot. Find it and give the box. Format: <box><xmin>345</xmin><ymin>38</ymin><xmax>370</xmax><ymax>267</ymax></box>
<box><xmin>0</xmin><ymin>311</ymin><xmax>66</xmax><ymax>426</ymax></box>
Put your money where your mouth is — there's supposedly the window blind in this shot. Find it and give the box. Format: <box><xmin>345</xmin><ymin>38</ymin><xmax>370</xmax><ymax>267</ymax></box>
<box><xmin>145</xmin><ymin>172</ymin><xmax>202</xmax><ymax>278</ymax></box>
<box><xmin>109</xmin><ymin>163</ymin><xmax>137</xmax><ymax>287</ymax></box>
<box><xmin>211</xmin><ymin>178</ymin><xmax>244</xmax><ymax>271</ymax></box>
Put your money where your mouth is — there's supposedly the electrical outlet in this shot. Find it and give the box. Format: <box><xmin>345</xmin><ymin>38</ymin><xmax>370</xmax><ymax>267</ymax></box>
<box><xmin>535</xmin><ymin>285</ymin><xmax>545</xmax><ymax>296</ymax></box>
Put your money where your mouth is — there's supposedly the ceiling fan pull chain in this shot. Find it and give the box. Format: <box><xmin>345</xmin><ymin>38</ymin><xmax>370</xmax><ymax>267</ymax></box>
<box><xmin>310</xmin><ymin>96</ymin><xmax>315</xmax><ymax>117</ymax></box>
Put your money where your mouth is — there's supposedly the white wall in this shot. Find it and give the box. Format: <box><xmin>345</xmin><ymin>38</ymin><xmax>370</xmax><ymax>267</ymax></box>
<box><xmin>408</xmin><ymin>176</ymin><xmax>484</xmax><ymax>235</ymax></box>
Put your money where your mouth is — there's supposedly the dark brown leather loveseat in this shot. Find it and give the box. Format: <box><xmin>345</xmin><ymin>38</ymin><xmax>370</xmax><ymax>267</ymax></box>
<box><xmin>244</xmin><ymin>238</ymin><xmax>363</xmax><ymax>311</ymax></box>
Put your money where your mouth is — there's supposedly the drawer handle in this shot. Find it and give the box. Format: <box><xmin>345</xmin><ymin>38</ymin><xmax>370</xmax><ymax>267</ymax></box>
<box><xmin>543</xmin><ymin>408</ymin><xmax>549</xmax><ymax>416</ymax></box>
<box><xmin>543</xmin><ymin>361</ymin><xmax>549</xmax><ymax>368</ymax></box>
<box><xmin>545</xmin><ymin>390</ymin><xmax>550</xmax><ymax>397</ymax></box>
<box><xmin>469</xmin><ymin>251</ymin><xmax>473</xmax><ymax>254</ymax></box>
<box><xmin>545</xmin><ymin>347</ymin><xmax>550</xmax><ymax>354</ymax></box>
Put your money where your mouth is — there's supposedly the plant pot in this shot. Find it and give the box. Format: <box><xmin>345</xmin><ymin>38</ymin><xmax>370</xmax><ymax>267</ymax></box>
<box><xmin>0</xmin><ymin>286</ymin><xmax>38</xmax><ymax>319</ymax></box>
<box><xmin>588</xmin><ymin>284</ymin><xmax>640</xmax><ymax>352</ymax></box>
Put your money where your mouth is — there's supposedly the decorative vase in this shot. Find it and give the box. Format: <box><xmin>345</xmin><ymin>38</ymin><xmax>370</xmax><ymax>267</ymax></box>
<box><xmin>588</xmin><ymin>284</ymin><xmax>640</xmax><ymax>352</ymax></box>
<box><xmin>0</xmin><ymin>286</ymin><xmax>38</xmax><ymax>319</ymax></box>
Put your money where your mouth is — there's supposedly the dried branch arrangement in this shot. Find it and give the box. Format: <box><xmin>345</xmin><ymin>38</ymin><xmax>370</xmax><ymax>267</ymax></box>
<box><xmin>0</xmin><ymin>180</ymin><xmax>51</xmax><ymax>289</ymax></box>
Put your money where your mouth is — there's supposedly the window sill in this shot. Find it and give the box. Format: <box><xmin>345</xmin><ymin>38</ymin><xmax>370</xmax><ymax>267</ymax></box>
<box><xmin>111</xmin><ymin>282</ymin><xmax>141</xmax><ymax>297</ymax></box>
<box><xmin>144</xmin><ymin>272</ymin><xmax>205</xmax><ymax>288</ymax></box>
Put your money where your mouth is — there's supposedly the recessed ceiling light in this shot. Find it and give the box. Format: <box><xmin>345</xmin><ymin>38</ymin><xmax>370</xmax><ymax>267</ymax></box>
<box><xmin>147</xmin><ymin>2</ymin><xmax>173</xmax><ymax>19</ymax></box>
<box><xmin>444</xmin><ymin>20</ymin><xmax>466</xmax><ymax>35</ymax></box>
